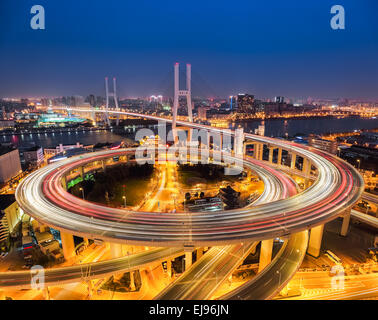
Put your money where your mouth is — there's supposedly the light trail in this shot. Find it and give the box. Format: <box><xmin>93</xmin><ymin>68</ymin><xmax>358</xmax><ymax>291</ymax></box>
<box><xmin>15</xmin><ymin>110</ymin><xmax>364</xmax><ymax>246</ymax></box>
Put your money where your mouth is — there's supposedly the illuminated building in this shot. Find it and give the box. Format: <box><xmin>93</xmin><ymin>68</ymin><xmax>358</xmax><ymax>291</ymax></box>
<box><xmin>0</xmin><ymin>194</ymin><xmax>21</xmax><ymax>250</ymax></box>
<box><xmin>237</xmin><ymin>94</ymin><xmax>255</xmax><ymax>113</ymax></box>
<box><xmin>308</xmin><ymin>135</ymin><xmax>338</xmax><ymax>154</ymax></box>
<box><xmin>0</xmin><ymin>147</ymin><xmax>22</xmax><ymax>184</ymax></box>
<box><xmin>197</xmin><ymin>107</ymin><xmax>207</xmax><ymax>121</ymax></box>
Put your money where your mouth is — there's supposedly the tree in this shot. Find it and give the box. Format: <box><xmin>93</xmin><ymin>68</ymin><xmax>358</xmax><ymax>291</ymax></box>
<box><xmin>185</xmin><ymin>192</ymin><xmax>191</xmax><ymax>201</ymax></box>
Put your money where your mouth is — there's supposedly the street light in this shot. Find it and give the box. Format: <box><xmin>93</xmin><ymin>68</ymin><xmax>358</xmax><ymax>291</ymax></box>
<box><xmin>357</xmin><ymin>159</ymin><xmax>361</xmax><ymax>169</ymax></box>
<box><xmin>122</xmin><ymin>195</ymin><xmax>126</xmax><ymax>208</ymax></box>
<box><xmin>79</xmin><ymin>187</ymin><xmax>85</xmax><ymax>200</ymax></box>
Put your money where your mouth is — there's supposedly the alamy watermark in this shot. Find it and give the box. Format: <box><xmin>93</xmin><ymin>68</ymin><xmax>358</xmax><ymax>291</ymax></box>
<box><xmin>134</xmin><ymin>122</ymin><xmax>244</xmax><ymax>175</ymax></box>
<box><xmin>330</xmin><ymin>5</ymin><xmax>345</xmax><ymax>30</ymax></box>
<box><xmin>330</xmin><ymin>264</ymin><xmax>345</xmax><ymax>290</ymax></box>
<box><xmin>30</xmin><ymin>5</ymin><xmax>45</xmax><ymax>30</ymax></box>
<box><xmin>30</xmin><ymin>265</ymin><xmax>45</xmax><ymax>290</ymax></box>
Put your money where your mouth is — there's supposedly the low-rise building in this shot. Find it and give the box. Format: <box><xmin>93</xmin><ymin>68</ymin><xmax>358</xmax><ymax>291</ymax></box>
<box><xmin>0</xmin><ymin>194</ymin><xmax>21</xmax><ymax>250</ymax></box>
<box><xmin>44</xmin><ymin>142</ymin><xmax>93</xmax><ymax>160</ymax></box>
<box><xmin>0</xmin><ymin>120</ymin><xmax>15</xmax><ymax>130</ymax></box>
<box><xmin>23</xmin><ymin>145</ymin><xmax>44</xmax><ymax>166</ymax></box>
<box><xmin>0</xmin><ymin>147</ymin><xmax>22</xmax><ymax>184</ymax></box>
<box><xmin>308</xmin><ymin>135</ymin><xmax>338</xmax><ymax>154</ymax></box>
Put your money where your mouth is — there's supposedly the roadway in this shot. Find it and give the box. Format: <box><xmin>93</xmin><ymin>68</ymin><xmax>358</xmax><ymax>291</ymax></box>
<box><xmin>0</xmin><ymin>247</ymin><xmax>183</xmax><ymax>290</ymax></box>
<box><xmin>155</xmin><ymin>157</ymin><xmax>299</xmax><ymax>300</ymax></box>
<box><xmin>219</xmin><ymin>231</ymin><xmax>308</xmax><ymax>300</ymax></box>
<box><xmin>15</xmin><ymin>144</ymin><xmax>363</xmax><ymax>246</ymax></box>
<box><xmin>351</xmin><ymin>209</ymin><xmax>378</xmax><ymax>228</ymax></box>
<box><xmin>10</xmin><ymin>109</ymin><xmax>364</xmax><ymax>299</ymax></box>
<box><xmin>24</xmin><ymin>108</ymin><xmax>361</xmax><ymax>247</ymax></box>
<box><xmin>282</xmin><ymin>270</ymin><xmax>378</xmax><ymax>300</ymax></box>
<box><xmin>3</xmin><ymin>150</ymin><xmax>294</xmax><ymax>290</ymax></box>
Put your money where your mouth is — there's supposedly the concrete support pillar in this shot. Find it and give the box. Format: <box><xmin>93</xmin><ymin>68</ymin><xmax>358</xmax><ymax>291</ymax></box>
<box><xmin>43</xmin><ymin>287</ymin><xmax>50</xmax><ymax>300</ymax></box>
<box><xmin>243</xmin><ymin>142</ymin><xmax>247</xmax><ymax>155</ymax></box>
<box><xmin>234</xmin><ymin>128</ymin><xmax>244</xmax><ymax>155</ymax></box>
<box><xmin>206</xmin><ymin>132</ymin><xmax>210</xmax><ymax>149</ymax></box>
<box><xmin>303</xmin><ymin>159</ymin><xmax>311</xmax><ymax>188</ymax></box>
<box><xmin>87</xmin><ymin>280</ymin><xmax>94</xmax><ymax>298</ymax></box>
<box><xmin>110</xmin><ymin>243</ymin><xmax>123</xmax><ymax>259</ymax></box>
<box><xmin>259</xmin><ymin>143</ymin><xmax>264</xmax><ymax>160</ymax></box>
<box><xmin>187</xmin><ymin>128</ymin><xmax>193</xmax><ymax>145</ymax></box>
<box><xmin>302</xmin><ymin>158</ymin><xmax>310</xmax><ymax>175</ymax></box>
<box><xmin>253</xmin><ymin>144</ymin><xmax>258</xmax><ymax>159</ymax></box>
<box><xmin>277</xmin><ymin>148</ymin><xmax>282</xmax><ymax>165</ymax></box>
<box><xmin>268</xmin><ymin>147</ymin><xmax>274</xmax><ymax>163</ymax></box>
<box><xmin>167</xmin><ymin>259</ymin><xmax>172</xmax><ymax>278</ymax></box>
<box><xmin>184</xmin><ymin>250</ymin><xmax>193</xmax><ymax>271</ymax></box>
<box><xmin>61</xmin><ymin>231</ymin><xmax>75</xmax><ymax>260</ymax></box>
<box><xmin>255</xmin><ymin>143</ymin><xmax>263</xmax><ymax>160</ymax></box>
<box><xmin>258</xmin><ymin>239</ymin><xmax>274</xmax><ymax>273</ymax></box>
<box><xmin>197</xmin><ymin>248</ymin><xmax>204</xmax><ymax>260</ymax></box>
<box><xmin>80</xmin><ymin>166</ymin><xmax>85</xmax><ymax>179</ymax></box>
<box><xmin>62</xmin><ymin>176</ymin><xmax>67</xmax><ymax>190</ymax></box>
<box><xmin>290</xmin><ymin>153</ymin><xmax>296</xmax><ymax>170</ymax></box>
<box><xmin>129</xmin><ymin>271</ymin><xmax>136</xmax><ymax>291</ymax></box>
<box><xmin>340</xmin><ymin>208</ymin><xmax>351</xmax><ymax>237</ymax></box>
<box><xmin>307</xmin><ymin>224</ymin><xmax>324</xmax><ymax>258</ymax></box>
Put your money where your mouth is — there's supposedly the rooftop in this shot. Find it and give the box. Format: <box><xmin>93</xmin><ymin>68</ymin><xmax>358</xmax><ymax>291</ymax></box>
<box><xmin>0</xmin><ymin>194</ymin><xmax>16</xmax><ymax>211</ymax></box>
<box><xmin>0</xmin><ymin>145</ymin><xmax>17</xmax><ymax>157</ymax></box>
<box><xmin>25</xmin><ymin>145</ymin><xmax>42</xmax><ymax>152</ymax></box>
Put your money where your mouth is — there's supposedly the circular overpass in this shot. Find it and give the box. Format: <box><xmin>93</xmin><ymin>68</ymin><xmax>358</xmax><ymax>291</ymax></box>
<box><xmin>15</xmin><ymin>112</ymin><xmax>364</xmax><ymax>247</ymax></box>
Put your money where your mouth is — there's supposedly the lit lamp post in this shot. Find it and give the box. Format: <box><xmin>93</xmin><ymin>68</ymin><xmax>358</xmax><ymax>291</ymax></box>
<box><xmin>357</xmin><ymin>159</ymin><xmax>361</xmax><ymax>170</ymax></box>
<box><xmin>123</xmin><ymin>184</ymin><xmax>126</xmax><ymax>208</ymax></box>
<box><xmin>79</xmin><ymin>187</ymin><xmax>85</xmax><ymax>200</ymax></box>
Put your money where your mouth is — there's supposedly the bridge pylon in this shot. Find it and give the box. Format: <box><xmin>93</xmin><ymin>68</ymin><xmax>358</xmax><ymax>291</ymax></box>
<box><xmin>172</xmin><ymin>63</ymin><xmax>193</xmax><ymax>132</ymax></box>
<box><xmin>104</xmin><ymin>76</ymin><xmax>121</xmax><ymax>126</ymax></box>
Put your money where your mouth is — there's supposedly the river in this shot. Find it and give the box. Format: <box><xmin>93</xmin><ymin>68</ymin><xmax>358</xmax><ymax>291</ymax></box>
<box><xmin>1</xmin><ymin>117</ymin><xmax>377</xmax><ymax>149</ymax></box>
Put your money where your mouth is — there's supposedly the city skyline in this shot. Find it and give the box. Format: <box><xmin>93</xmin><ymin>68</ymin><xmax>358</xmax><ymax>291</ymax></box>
<box><xmin>0</xmin><ymin>1</ymin><xmax>378</xmax><ymax>99</ymax></box>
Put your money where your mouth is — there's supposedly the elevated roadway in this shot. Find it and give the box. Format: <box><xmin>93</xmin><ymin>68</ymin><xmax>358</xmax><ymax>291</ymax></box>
<box><xmin>219</xmin><ymin>231</ymin><xmax>308</xmax><ymax>300</ymax></box>
<box><xmin>16</xmin><ymin>141</ymin><xmax>363</xmax><ymax>246</ymax></box>
<box><xmin>155</xmin><ymin>159</ymin><xmax>298</xmax><ymax>300</ymax></box>
<box><xmin>0</xmin><ymin>247</ymin><xmax>183</xmax><ymax>290</ymax></box>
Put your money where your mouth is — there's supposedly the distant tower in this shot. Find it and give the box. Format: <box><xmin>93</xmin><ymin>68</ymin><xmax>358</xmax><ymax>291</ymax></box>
<box><xmin>105</xmin><ymin>77</ymin><xmax>120</xmax><ymax>126</ymax></box>
<box><xmin>172</xmin><ymin>63</ymin><xmax>193</xmax><ymax>129</ymax></box>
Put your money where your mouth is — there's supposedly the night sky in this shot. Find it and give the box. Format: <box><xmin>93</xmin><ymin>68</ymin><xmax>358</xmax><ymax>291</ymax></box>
<box><xmin>0</xmin><ymin>0</ymin><xmax>377</xmax><ymax>99</ymax></box>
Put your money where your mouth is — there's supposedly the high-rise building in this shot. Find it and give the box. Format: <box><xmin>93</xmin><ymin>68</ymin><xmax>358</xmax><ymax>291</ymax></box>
<box><xmin>197</xmin><ymin>107</ymin><xmax>207</xmax><ymax>121</ymax></box>
<box><xmin>237</xmin><ymin>94</ymin><xmax>255</xmax><ymax>113</ymax></box>
<box><xmin>229</xmin><ymin>96</ymin><xmax>237</xmax><ymax>111</ymax></box>
<box><xmin>87</xmin><ymin>94</ymin><xmax>96</xmax><ymax>107</ymax></box>
<box><xmin>275</xmin><ymin>96</ymin><xmax>285</xmax><ymax>103</ymax></box>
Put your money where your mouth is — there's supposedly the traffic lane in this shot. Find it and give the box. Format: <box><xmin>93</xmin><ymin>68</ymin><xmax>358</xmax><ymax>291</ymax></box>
<box><xmin>220</xmin><ymin>231</ymin><xmax>308</xmax><ymax>300</ymax></box>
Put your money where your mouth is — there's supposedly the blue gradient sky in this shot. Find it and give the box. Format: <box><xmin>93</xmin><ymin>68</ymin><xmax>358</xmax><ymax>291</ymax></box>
<box><xmin>0</xmin><ymin>0</ymin><xmax>377</xmax><ymax>99</ymax></box>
